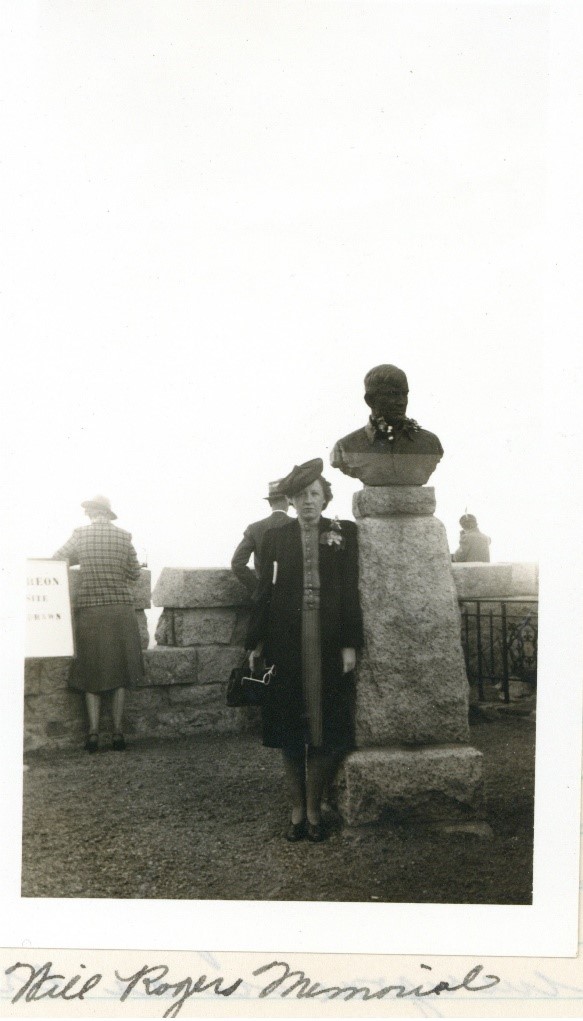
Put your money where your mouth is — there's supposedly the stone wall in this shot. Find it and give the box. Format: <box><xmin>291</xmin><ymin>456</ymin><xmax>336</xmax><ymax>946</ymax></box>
<box><xmin>23</xmin><ymin>563</ymin><xmax>537</xmax><ymax>753</ymax></box>
<box><xmin>24</xmin><ymin>570</ymin><xmax>152</xmax><ymax>751</ymax></box>
<box><xmin>23</xmin><ymin>568</ymin><xmax>259</xmax><ymax>753</ymax></box>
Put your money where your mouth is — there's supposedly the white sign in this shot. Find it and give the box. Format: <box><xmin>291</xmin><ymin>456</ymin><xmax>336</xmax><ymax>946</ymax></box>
<box><xmin>25</xmin><ymin>559</ymin><xmax>74</xmax><ymax>658</ymax></box>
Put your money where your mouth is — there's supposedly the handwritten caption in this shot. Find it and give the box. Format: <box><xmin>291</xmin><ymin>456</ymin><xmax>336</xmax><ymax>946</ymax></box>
<box><xmin>5</xmin><ymin>959</ymin><xmax>500</xmax><ymax>1017</ymax></box>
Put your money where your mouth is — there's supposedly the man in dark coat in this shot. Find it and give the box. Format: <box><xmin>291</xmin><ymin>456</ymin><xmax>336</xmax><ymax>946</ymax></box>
<box><xmin>230</xmin><ymin>480</ymin><xmax>290</xmax><ymax>595</ymax></box>
<box><xmin>451</xmin><ymin>514</ymin><xmax>491</xmax><ymax>562</ymax></box>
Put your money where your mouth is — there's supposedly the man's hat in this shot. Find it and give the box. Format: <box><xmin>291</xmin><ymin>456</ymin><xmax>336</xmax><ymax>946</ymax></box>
<box><xmin>81</xmin><ymin>494</ymin><xmax>117</xmax><ymax>520</ymax></box>
<box><xmin>280</xmin><ymin>458</ymin><xmax>324</xmax><ymax>498</ymax></box>
<box><xmin>460</xmin><ymin>513</ymin><xmax>478</xmax><ymax>529</ymax></box>
<box><xmin>264</xmin><ymin>479</ymin><xmax>286</xmax><ymax>501</ymax></box>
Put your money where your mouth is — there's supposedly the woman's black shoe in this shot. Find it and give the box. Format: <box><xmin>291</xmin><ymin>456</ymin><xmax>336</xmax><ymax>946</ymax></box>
<box><xmin>286</xmin><ymin>820</ymin><xmax>306</xmax><ymax>842</ymax></box>
<box><xmin>84</xmin><ymin>733</ymin><xmax>98</xmax><ymax>753</ymax></box>
<box><xmin>306</xmin><ymin>821</ymin><xmax>327</xmax><ymax>843</ymax></box>
<box><xmin>112</xmin><ymin>733</ymin><xmax>126</xmax><ymax>751</ymax></box>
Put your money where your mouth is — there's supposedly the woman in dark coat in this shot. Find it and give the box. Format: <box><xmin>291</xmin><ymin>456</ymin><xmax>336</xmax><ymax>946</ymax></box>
<box><xmin>53</xmin><ymin>494</ymin><xmax>144</xmax><ymax>753</ymax></box>
<box><xmin>246</xmin><ymin>458</ymin><xmax>363</xmax><ymax>842</ymax></box>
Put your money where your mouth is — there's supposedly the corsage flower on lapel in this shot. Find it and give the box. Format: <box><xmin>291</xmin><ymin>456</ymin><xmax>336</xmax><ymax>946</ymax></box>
<box><xmin>320</xmin><ymin>516</ymin><xmax>345</xmax><ymax>549</ymax></box>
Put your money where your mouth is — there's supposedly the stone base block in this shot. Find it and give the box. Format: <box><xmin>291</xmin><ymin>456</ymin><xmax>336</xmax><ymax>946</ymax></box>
<box><xmin>353</xmin><ymin>485</ymin><xmax>436</xmax><ymax>518</ymax></box>
<box><xmin>452</xmin><ymin>562</ymin><xmax>539</xmax><ymax>598</ymax></box>
<box><xmin>125</xmin><ymin>684</ymin><xmax>260</xmax><ymax>738</ymax></box>
<box><xmin>152</xmin><ymin>569</ymin><xmax>250</xmax><ymax>609</ymax></box>
<box><xmin>197</xmin><ymin>646</ymin><xmax>247</xmax><ymax>685</ymax></box>
<box><xmin>25</xmin><ymin>657</ymin><xmax>73</xmax><ymax>695</ymax></box>
<box><xmin>142</xmin><ymin>645</ymin><xmax>247</xmax><ymax>688</ymax></box>
<box><xmin>24</xmin><ymin>688</ymin><xmax>85</xmax><ymax>752</ymax></box>
<box><xmin>142</xmin><ymin>647</ymin><xmax>198</xmax><ymax>686</ymax></box>
<box><xmin>452</xmin><ymin>563</ymin><xmax>513</xmax><ymax>598</ymax></box>
<box><xmin>336</xmin><ymin>745</ymin><xmax>484</xmax><ymax>825</ymax></box>
<box><xmin>155</xmin><ymin>608</ymin><xmax>249</xmax><ymax>646</ymax></box>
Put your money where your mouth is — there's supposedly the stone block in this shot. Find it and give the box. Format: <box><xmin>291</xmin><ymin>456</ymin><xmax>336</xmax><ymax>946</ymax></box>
<box><xmin>39</xmin><ymin>658</ymin><xmax>73</xmax><ymax>693</ymax></box>
<box><xmin>25</xmin><ymin>688</ymin><xmax>84</xmax><ymax>729</ymax></box>
<box><xmin>337</xmin><ymin>745</ymin><xmax>484</xmax><ymax>825</ymax></box>
<box><xmin>68</xmin><ymin>568</ymin><xmax>151</xmax><ymax>608</ymax></box>
<box><xmin>197</xmin><ymin>646</ymin><xmax>247</xmax><ymax>685</ymax></box>
<box><xmin>353</xmin><ymin>485</ymin><xmax>436</xmax><ymax>518</ymax></box>
<box><xmin>177</xmin><ymin>609</ymin><xmax>237</xmax><ymax>645</ymax></box>
<box><xmin>127</xmin><ymin>682</ymin><xmax>254</xmax><ymax>737</ymax></box>
<box><xmin>142</xmin><ymin>647</ymin><xmax>198</xmax><ymax>687</ymax></box>
<box><xmin>510</xmin><ymin>562</ymin><xmax>539</xmax><ymax>596</ymax></box>
<box><xmin>136</xmin><ymin>609</ymin><xmax>149</xmax><ymax>649</ymax></box>
<box><xmin>164</xmin><ymin>682</ymin><xmax>257</xmax><ymax>734</ymax></box>
<box><xmin>123</xmin><ymin>687</ymin><xmax>170</xmax><ymax>734</ymax></box>
<box><xmin>355</xmin><ymin>514</ymin><xmax>469</xmax><ymax>746</ymax></box>
<box><xmin>24</xmin><ymin>660</ymin><xmax>41</xmax><ymax>696</ymax></box>
<box><xmin>25</xmin><ymin>657</ymin><xmax>72</xmax><ymax>693</ymax></box>
<box><xmin>155</xmin><ymin>608</ymin><xmax>248</xmax><ymax>646</ymax></box>
<box><xmin>24</xmin><ymin>726</ymin><xmax>52</xmax><ymax>754</ymax></box>
<box><xmin>154</xmin><ymin>609</ymin><xmax>172</xmax><ymax>645</ymax></box>
<box><xmin>452</xmin><ymin>563</ymin><xmax>513</xmax><ymax>599</ymax></box>
<box><xmin>152</xmin><ymin>568</ymin><xmax>250</xmax><ymax>609</ymax></box>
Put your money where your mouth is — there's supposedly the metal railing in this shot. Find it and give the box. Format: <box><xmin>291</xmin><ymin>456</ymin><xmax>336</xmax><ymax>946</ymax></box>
<box><xmin>458</xmin><ymin>596</ymin><xmax>538</xmax><ymax>703</ymax></box>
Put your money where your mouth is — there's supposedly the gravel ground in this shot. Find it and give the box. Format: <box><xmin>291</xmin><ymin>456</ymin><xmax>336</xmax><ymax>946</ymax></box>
<box><xmin>21</xmin><ymin>708</ymin><xmax>535</xmax><ymax>904</ymax></box>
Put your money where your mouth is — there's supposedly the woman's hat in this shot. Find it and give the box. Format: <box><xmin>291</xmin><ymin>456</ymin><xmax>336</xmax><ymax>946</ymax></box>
<box><xmin>81</xmin><ymin>494</ymin><xmax>117</xmax><ymax>520</ymax></box>
<box><xmin>280</xmin><ymin>458</ymin><xmax>324</xmax><ymax>497</ymax></box>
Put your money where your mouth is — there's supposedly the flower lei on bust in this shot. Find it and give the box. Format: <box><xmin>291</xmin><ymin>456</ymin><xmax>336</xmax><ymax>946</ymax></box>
<box><xmin>370</xmin><ymin>414</ymin><xmax>421</xmax><ymax>442</ymax></box>
<box><xmin>320</xmin><ymin>516</ymin><xmax>345</xmax><ymax>549</ymax></box>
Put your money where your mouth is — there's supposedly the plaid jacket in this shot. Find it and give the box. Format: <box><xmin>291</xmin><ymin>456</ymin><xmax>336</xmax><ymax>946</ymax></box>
<box><xmin>53</xmin><ymin>522</ymin><xmax>142</xmax><ymax>607</ymax></box>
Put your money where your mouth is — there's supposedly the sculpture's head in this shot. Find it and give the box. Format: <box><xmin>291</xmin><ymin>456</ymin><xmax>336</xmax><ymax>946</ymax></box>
<box><xmin>364</xmin><ymin>364</ymin><xmax>409</xmax><ymax>424</ymax></box>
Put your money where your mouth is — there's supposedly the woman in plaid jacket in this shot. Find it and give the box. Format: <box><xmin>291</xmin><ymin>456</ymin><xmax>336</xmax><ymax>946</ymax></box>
<box><xmin>53</xmin><ymin>495</ymin><xmax>144</xmax><ymax>752</ymax></box>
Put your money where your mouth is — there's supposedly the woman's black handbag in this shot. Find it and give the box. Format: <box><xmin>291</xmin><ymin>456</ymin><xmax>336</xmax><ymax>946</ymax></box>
<box><xmin>226</xmin><ymin>658</ymin><xmax>275</xmax><ymax>708</ymax></box>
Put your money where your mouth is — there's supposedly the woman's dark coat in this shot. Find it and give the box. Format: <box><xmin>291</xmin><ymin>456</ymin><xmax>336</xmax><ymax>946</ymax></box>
<box><xmin>245</xmin><ymin>516</ymin><xmax>364</xmax><ymax>750</ymax></box>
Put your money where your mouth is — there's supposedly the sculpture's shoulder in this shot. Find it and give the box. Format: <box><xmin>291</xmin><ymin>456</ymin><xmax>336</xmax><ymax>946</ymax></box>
<box><xmin>331</xmin><ymin>426</ymin><xmax>370</xmax><ymax>456</ymax></box>
<box><xmin>408</xmin><ymin>426</ymin><xmax>444</xmax><ymax>455</ymax></box>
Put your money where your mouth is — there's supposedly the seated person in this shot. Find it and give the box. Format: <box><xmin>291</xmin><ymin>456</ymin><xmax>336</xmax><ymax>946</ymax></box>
<box><xmin>451</xmin><ymin>514</ymin><xmax>491</xmax><ymax>562</ymax></box>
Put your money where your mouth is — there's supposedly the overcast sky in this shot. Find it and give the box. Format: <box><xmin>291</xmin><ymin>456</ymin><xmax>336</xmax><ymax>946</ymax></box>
<box><xmin>3</xmin><ymin>1</ymin><xmax>570</xmax><ymax>591</ymax></box>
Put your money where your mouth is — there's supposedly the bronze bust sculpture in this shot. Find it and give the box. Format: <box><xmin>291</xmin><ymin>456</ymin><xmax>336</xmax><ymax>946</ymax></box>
<box><xmin>330</xmin><ymin>364</ymin><xmax>443</xmax><ymax>486</ymax></box>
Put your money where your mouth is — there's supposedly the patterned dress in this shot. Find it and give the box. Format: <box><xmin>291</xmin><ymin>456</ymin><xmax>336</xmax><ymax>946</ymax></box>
<box><xmin>299</xmin><ymin>522</ymin><xmax>323</xmax><ymax>746</ymax></box>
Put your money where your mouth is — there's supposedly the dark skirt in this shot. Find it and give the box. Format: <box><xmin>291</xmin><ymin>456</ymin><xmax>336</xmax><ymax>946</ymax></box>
<box><xmin>301</xmin><ymin>605</ymin><xmax>323</xmax><ymax>747</ymax></box>
<box><xmin>71</xmin><ymin>605</ymin><xmax>144</xmax><ymax>693</ymax></box>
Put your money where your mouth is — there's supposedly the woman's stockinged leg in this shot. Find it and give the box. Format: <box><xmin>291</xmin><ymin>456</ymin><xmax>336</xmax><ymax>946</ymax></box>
<box><xmin>85</xmin><ymin>692</ymin><xmax>101</xmax><ymax>734</ymax></box>
<box><xmin>281</xmin><ymin>748</ymin><xmax>306</xmax><ymax>824</ymax></box>
<box><xmin>306</xmin><ymin>747</ymin><xmax>331</xmax><ymax>825</ymax></box>
<box><xmin>112</xmin><ymin>688</ymin><xmax>125</xmax><ymax>733</ymax></box>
